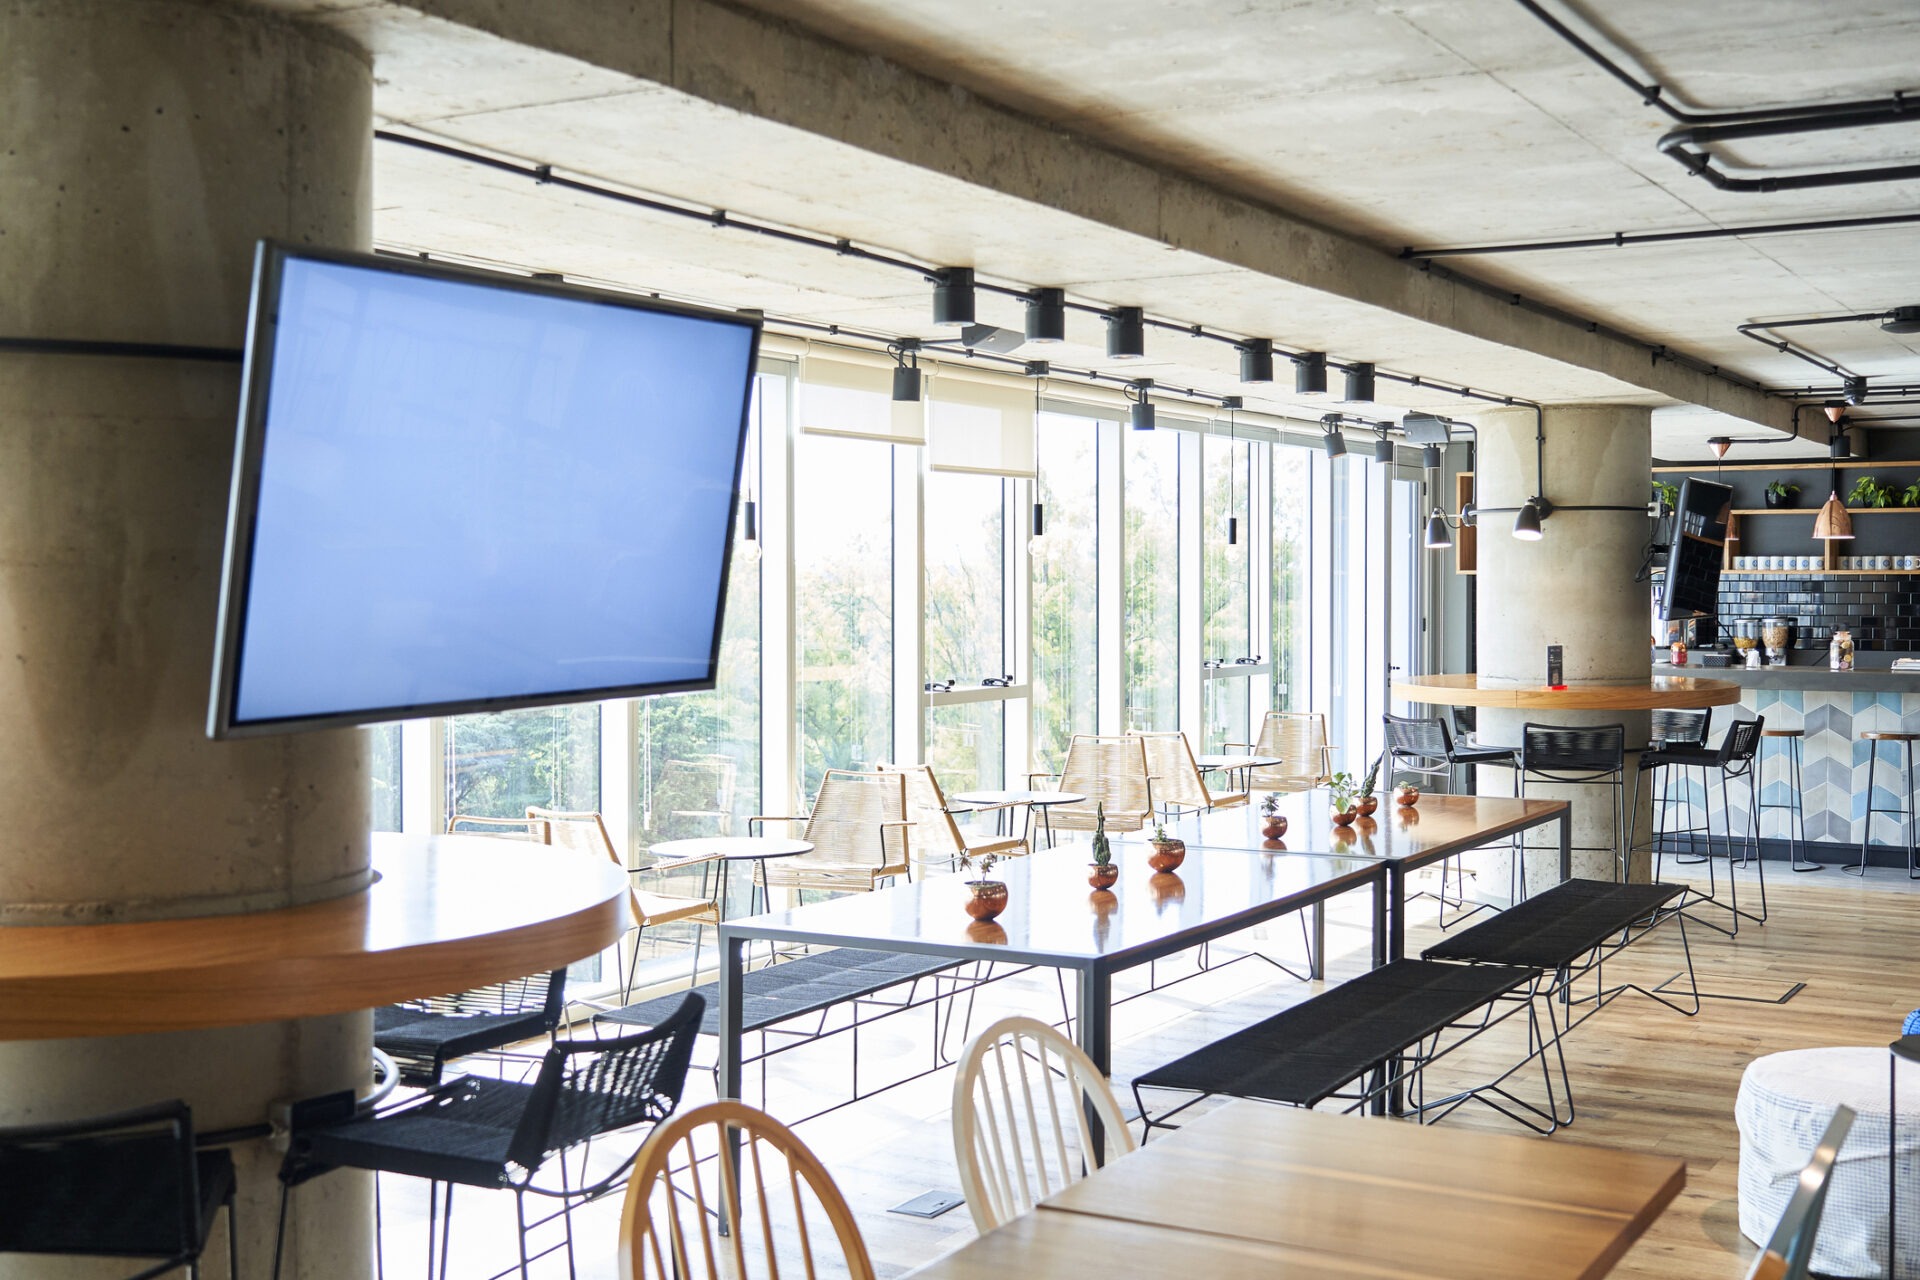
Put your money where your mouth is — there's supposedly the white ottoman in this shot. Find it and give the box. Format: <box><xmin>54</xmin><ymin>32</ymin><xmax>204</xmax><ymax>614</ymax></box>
<box><xmin>1737</xmin><ymin>1047</ymin><xmax>1920</xmax><ymax>1278</ymax></box>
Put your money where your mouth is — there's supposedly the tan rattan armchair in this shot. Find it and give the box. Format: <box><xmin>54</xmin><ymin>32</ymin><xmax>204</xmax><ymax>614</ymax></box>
<box><xmin>881</xmin><ymin>763</ymin><xmax>1027</xmax><ymax>872</ymax></box>
<box><xmin>1029</xmin><ymin>734</ymin><xmax>1153</xmax><ymax>833</ymax></box>
<box><xmin>1131</xmin><ymin>730</ymin><xmax>1248</xmax><ymax>816</ymax></box>
<box><xmin>751</xmin><ymin>769</ymin><xmax>913</xmax><ymax>895</ymax></box>
<box><xmin>446</xmin><ymin>814</ymin><xmax>549</xmax><ymax>840</ymax></box>
<box><xmin>528</xmin><ymin>808</ymin><xmax>720</xmax><ymax>994</ymax></box>
<box><xmin>1231</xmin><ymin>711</ymin><xmax>1335</xmax><ymax>792</ymax></box>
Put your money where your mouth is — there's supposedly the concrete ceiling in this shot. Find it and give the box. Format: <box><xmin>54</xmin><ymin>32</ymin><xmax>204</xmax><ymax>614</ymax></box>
<box><xmin>273</xmin><ymin>0</ymin><xmax>1920</xmax><ymax>456</ymax></box>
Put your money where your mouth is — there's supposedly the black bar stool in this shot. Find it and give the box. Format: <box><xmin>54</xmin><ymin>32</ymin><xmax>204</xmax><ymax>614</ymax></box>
<box><xmin>1759</xmin><ymin>728</ymin><xmax>1823</xmax><ymax>873</ymax></box>
<box><xmin>1519</xmin><ymin>722</ymin><xmax>1628</xmax><ymax>886</ymax></box>
<box><xmin>1649</xmin><ymin>716</ymin><xmax>1768</xmax><ymax>936</ymax></box>
<box><xmin>1383</xmin><ymin>713</ymin><xmax>1516</xmax><ymax>926</ymax></box>
<box><xmin>1854</xmin><ymin>731</ymin><xmax>1920</xmax><ymax>879</ymax></box>
<box><xmin>1630</xmin><ymin>708</ymin><xmax>1713</xmax><ymax>872</ymax></box>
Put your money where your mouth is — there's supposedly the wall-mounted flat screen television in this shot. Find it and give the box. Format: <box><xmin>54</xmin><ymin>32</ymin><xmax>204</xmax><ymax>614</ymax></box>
<box><xmin>208</xmin><ymin>242</ymin><xmax>761</xmax><ymax>738</ymax></box>
<box><xmin>1658</xmin><ymin>476</ymin><xmax>1734</xmax><ymax>621</ymax></box>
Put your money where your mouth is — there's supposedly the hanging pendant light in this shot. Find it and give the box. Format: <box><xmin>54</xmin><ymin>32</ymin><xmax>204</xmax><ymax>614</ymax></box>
<box><xmin>1813</xmin><ymin>491</ymin><xmax>1855</xmax><ymax>540</ymax></box>
<box><xmin>1028</xmin><ymin>373</ymin><xmax>1048</xmax><ymax>557</ymax></box>
<box><xmin>739</xmin><ymin>382</ymin><xmax>765</xmax><ymax>565</ymax></box>
<box><xmin>1424</xmin><ymin>507</ymin><xmax>1452</xmax><ymax>550</ymax></box>
<box><xmin>1512</xmin><ymin>498</ymin><xmax>1545</xmax><ymax>541</ymax></box>
<box><xmin>1224</xmin><ymin>399</ymin><xmax>1240</xmax><ymax>545</ymax></box>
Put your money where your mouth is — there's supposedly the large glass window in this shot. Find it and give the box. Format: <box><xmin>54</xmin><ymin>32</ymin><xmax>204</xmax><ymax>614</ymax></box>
<box><xmin>368</xmin><ymin>723</ymin><xmax>402</xmax><ymax>833</ymax></box>
<box><xmin>1272</xmin><ymin>443</ymin><xmax>1314</xmax><ymax>711</ymax></box>
<box><xmin>1123</xmin><ymin>428</ymin><xmax>1180</xmax><ymax>732</ymax></box>
<box><xmin>1031</xmin><ymin>411</ymin><xmax>1099</xmax><ymax>769</ymax></box>
<box><xmin>444</xmin><ymin>704</ymin><xmax>601</xmax><ymax>819</ymax></box>
<box><xmin>925</xmin><ymin>470</ymin><xmax>1007</xmax><ymax>791</ymax></box>
<box><xmin>795</xmin><ymin>432</ymin><xmax>893</xmax><ymax>798</ymax></box>
<box><xmin>1201</xmin><ymin>433</ymin><xmax>1254</xmax><ymax>751</ymax></box>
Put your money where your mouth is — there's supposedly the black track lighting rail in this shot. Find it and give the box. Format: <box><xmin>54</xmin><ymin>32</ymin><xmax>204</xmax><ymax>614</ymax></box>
<box><xmin>1401</xmin><ymin>210</ymin><xmax>1920</xmax><ymax>261</ymax></box>
<box><xmin>1735</xmin><ymin>316</ymin><xmax>1875</xmax><ymax>381</ymax></box>
<box><xmin>374</xmin><ymin>128</ymin><xmax>1772</xmax><ymax>414</ymax></box>
<box><xmin>0</xmin><ymin>336</ymin><xmax>242</xmax><ymax>363</ymax></box>
<box><xmin>1517</xmin><ymin>0</ymin><xmax>1920</xmax><ymax>192</ymax></box>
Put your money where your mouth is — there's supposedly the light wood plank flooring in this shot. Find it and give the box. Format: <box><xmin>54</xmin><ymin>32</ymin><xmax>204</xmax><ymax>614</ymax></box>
<box><xmin>375</xmin><ymin>857</ymin><xmax>1920</xmax><ymax>1278</ymax></box>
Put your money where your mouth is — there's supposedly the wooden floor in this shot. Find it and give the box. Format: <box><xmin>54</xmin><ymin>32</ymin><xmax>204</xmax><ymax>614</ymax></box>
<box><xmin>377</xmin><ymin>857</ymin><xmax>1920</xmax><ymax>1278</ymax></box>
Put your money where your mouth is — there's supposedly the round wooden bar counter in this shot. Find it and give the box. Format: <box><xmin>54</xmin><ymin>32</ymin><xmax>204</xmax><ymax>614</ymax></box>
<box><xmin>1393</xmin><ymin>672</ymin><xmax>1743</xmax><ymax>711</ymax></box>
<box><xmin>0</xmin><ymin>832</ymin><xmax>628</xmax><ymax>1040</ymax></box>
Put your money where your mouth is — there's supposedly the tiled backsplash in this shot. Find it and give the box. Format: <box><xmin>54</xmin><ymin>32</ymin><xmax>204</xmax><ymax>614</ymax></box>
<box><xmin>1717</xmin><ymin>573</ymin><xmax>1920</xmax><ymax>651</ymax></box>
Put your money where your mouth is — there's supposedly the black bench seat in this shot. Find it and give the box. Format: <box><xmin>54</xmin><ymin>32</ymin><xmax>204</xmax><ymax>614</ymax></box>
<box><xmin>1132</xmin><ymin>958</ymin><xmax>1539</xmax><ymax>1124</ymax></box>
<box><xmin>599</xmin><ymin>948</ymin><xmax>961</xmax><ymax>1038</ymax></box>
<box><xmin>1421</xmin><ymin>878</ymin><xmax>1684</xmax><ymax>970</ymax></box>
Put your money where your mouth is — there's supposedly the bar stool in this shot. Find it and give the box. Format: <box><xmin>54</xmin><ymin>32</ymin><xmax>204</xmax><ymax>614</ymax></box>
<box><xmin>1647</xmin><ymin>716</ymin><xmax>1768</xmax><ymax>937</ymax></box>
<box><xmin>1519</xmin><ymin>722</ymin><xmax>1628</xmax><ymax>887</ymax></box>
<box><xmin>1759</xmin><ymin>728</ymin><xmax>1823</xmax><ymax>873</ymax></box>
<box><xmin>1630</xmin><ymin>708</ymin><xmax>1713</xmax><ymax>872</ymax></box>
<box><xmin>1854</xmin><ymin>731</ymin><xmax>1920</xmax><ymax>879</ymax></box>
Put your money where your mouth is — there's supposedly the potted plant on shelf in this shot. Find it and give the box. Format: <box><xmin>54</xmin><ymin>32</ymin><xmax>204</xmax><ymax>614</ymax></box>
<box><xmin>1259</xmin><ymin>793</ymin><xmax>1288</xmax><ymax>840</ymax></box>
<box><xmin>1651</xmin><ymin>479</ymin><xmax>1679</xmax><ymax>516</ymax></box>
<box><xmin>1088</xmin><ymin>802</ymin><xmax>1118</xmax><ymax>890</ymax></box>
<box><xmin>1849</xmin><ymin>475</ymin><xmax>1893</xmax><ymax>509</ymax></box>
<box><xmin>1328</xmin><ymin>772</ymin><xmax>1359</xmax><ymax>826</ymax></box>
<box><xmin>1764</xmin><ymin>480</ymin><xmax>1800</xmax><ymax>509</ymax></box>
<box><xmin>1147</xmin><ymin>821</ymin><xmax>1186</xmax><ymax>872</ymax></box>
<box><xmin>1905</xmin><ymin>483</ymin><xmax>1920</xmax><ymax>509</ymax></box>
<box><xmin>960</xmin><ymin>850</ymin><xmax>1007</xmax><ymax>921</ymax></box>
<box><xmin>1355</xmin><ymin>752</ymin><xmax>1384</xmax><ymax>817</ymax></box>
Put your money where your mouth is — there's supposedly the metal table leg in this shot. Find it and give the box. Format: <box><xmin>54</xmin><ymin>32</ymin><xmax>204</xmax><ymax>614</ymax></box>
<box><xmin>1077</xmin><ymin>963</ymin><xmax>1113</xmax><ymax>1159</ymax></box>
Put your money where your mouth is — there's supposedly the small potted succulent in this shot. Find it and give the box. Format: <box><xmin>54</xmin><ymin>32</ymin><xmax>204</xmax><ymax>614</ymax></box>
<box><xmin>1259</xmin><ymin>793</ymin><xmax>1288</xmax><ymax>840</ymax></box>
<box><xmin>1395</xmin><ymin>781</ymin><xmax>1421</xmax><ymax>808</ymax></box>
<box><xmin>1147</xmin><ymin>821</ymin><xmax>1186</xmax><ymax>872</ymax></box>
<box><xmin>1088</xmin><ymin>802</ymin><xmax>1119</xmax><ymax>890</ymax></box>
<box><xmin>960</xmin><ymin>850</ymin><xmax>1007</xmax><ymax>921</ymax></box>
<box><xmin>1327</xmin><ymin>772</ymin><xmax>1360</xmax><ymax>826</ymax></box>
<box><xmin>1355</xmin><ymin>752</ymin><xmax>1383</xmax><ymax>817</ymax></box>
<box><xmin>1764</xmin><ymin>479</ymin><xmax>1800</xmax><ymax>509</ymax></box>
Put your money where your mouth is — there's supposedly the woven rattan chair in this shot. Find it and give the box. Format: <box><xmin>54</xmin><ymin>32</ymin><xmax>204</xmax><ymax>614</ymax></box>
<box><xmin>0</xmin><ymin>1099</ymin><xmax>237</xmax><ymax>1280</ymax></box>
<box><xmin>752</xmin><ymin>769</ymin><xmax>913</xmax><ymax>895</ymax></box>
<box><xmin>1131</xmin><ymin>729</ymin><xmax>1247</xmax><ymax>817</ymax></box>
<box><xmin>282</xmin><ymin>993</ymin><xmax>705</xmax><ymax>1280</ymax></box>
<box><xmin>530</xmin><ymin>807</ymin><xmax>720</xmax><ymax>995</ymax></box>
<box><xmin>619</xmin><ymin>1099</ymin><xmax>877</xmax><ymax>1280</ymax></box>
<box><xmin>446</xmin><ymin>814</ymin><xmax>550</xmax><ymax>840</ymax></box>
<box><xmin>951</xmin><ymin>1016</ymin><xmax>1136</xmax><ymax>1233</ymax></box>
<box><xmin>1232</xmin><ymin>711</ymin><xmax>1334</xmax><ymax>792</ymax></box>
<box><xmin>882</xmin><ymin>763</ymin><xmax>1027</xmax><ymax>872</ymax></box>
<box><xmin>1031</xmin><ymin>734</ymin><xmax>1154</xmax><ymax>833</ymax></box>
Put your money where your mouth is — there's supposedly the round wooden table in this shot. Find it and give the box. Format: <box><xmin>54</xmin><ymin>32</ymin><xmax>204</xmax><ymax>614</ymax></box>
<box><xmin>0</xmin><ymin>832</ymin><xmax>629</xmax><ymax>1040</ymax></box>
<box><xmin>1392</xmin><ymin>672</ymin><xmax>1742</xmax><ymax>711</ymax></box>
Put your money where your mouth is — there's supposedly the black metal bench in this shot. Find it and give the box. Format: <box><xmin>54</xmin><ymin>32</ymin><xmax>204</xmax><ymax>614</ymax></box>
<box><xmin>1131</xmin><ymin>958</ymin><xmax>1546</xmax><ymax>1133</ymax></box>
<box><xmin>1420</xmin><ymin>876</ymin><xmax>1696</xmax><ymax>1128</ymax></box>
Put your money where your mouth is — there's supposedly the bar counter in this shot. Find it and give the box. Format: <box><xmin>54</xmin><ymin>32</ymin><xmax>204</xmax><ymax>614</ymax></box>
<box><xmin>1651</xmin><ymin>661</ymin><xmax>1920</xmax><ymax>859</ymax></box>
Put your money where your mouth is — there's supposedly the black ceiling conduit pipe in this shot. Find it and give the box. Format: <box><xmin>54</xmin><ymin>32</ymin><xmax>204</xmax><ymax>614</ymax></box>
<box><xmin>1402</xmin><ymin>209</ymin><xmax>1920</xmax><ymax>261</ymax></box>
<box><xmin>1518</xmin><ymin>0</ymin><xmax>1920</xmax><ymax>191</ymax></box>
<box><xmin>1734</xmin><ymin>314</ymin><xmax>1886</xmax><ymax>381</ymax></box>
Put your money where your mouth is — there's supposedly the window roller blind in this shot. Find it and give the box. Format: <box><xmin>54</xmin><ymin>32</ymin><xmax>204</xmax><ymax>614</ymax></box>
<box><xmin>928</xmin><ymin>371</ymin><xmax>1036</xmax><ymax>477</ymax></box>
<box><xmin>799</xmin><ymin>352</ymin><xmax>926</xmax><ymax>445</ymax></box>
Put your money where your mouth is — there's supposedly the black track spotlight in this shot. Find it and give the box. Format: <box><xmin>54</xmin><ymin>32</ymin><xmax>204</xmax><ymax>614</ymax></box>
<box><xmin>1237</xmin><ymin>338</ymin><xmax>1275</xmax><ymax>384</ymax></box>
<box><xmin>1106</xmin><ymin>306</ymin><xmax>1146</xmax><ymax>360</ymax></box>
<box><xmin>1126</xmin><ymin>378</ymin><xmax>1156</xmax><ymax>430</ymax></box>
<box><xmin>1513</xmin><ymin>498</ymin><xmax>1545</xmax><ymax>541</ymax></box>
<box><xmin>1343</xmin><ymin>361</ymin><xmax>1376</xmax><ymax>404</ymax></box>
<box><xmin>1831</xmin><ymin>430</ymin><xmax>1853</xmax><ymax>459</ymax></box>
<box><xmin>890</xmin><ymin>340</ymin><xmax>922</xmax><ymax>402</ymax></box>
<box><xmin>1294</xmin><ymin>351</ymin><xmax>1328</xmax><ymax>397</ymax></box>
<box><xmin>1024</xmin><ymin>287</ymin><xmax>1066</xmax><ymax>344</ymax></box>
<box><xmin>1421</xmin><ymin>444</ymin><xmax>1442</xmax><ymax>472</ymax></box>
<box><xmin>1845</xmin><ymin>374</ymin><xmax>1870</xmax><ymax>405</ymax></box>
<box><xmin>1321</xmin><ymin>414</ymin><xmax>1346</xmax><ymax>458</ymax></box>
<box><xmin>1883</xmin><ymin>305</ymin><xmax>1920</xmax><ymax>335</ymax></box>
<box><xmin>932</xmin><ymin>267</ymin><xmax>976</xmax><ymax>327</ymax></box>
<box><xmin>1373</xmin><ymin>431</ymin><xmax>1394</xmax><ymax>463</ymax></box>
<box><xmin>1424</xmin><ymin>508</ymin><xmax>1452</xmax><ymax>550</ymax></box>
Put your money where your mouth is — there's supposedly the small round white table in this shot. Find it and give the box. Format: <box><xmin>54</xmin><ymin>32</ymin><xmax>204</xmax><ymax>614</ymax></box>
<box><xmin>649</xmin><ymin>836</ymin><xmax>813</xmax><ymax>917</ymax></box>
<box><xmin>1196</xmin><ymin>753</ymin><xmax>1283</xmax><ymax>792</ymax></box>
<box><xmin>950</xmin><ymin>789</ymin><xmax>1086</xmax><ymax>848</ymax></box>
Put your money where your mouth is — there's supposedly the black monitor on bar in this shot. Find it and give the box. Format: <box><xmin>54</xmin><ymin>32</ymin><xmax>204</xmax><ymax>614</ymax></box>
<box><xmin>1658</xmin><ymin>477</ymin><xmax>1733</xmax><ymax>621</ymax></box>
<box><xmin>208</xmin><ymin>242</ymin><xmax>761</xmax><ymax>738</ymax></box>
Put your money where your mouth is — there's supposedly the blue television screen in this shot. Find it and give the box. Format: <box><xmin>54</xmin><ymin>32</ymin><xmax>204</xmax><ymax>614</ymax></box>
<box><xmin>209</xmin><ymin>243</ymin><xmax>760</xmax><ymax>737</ymax></box>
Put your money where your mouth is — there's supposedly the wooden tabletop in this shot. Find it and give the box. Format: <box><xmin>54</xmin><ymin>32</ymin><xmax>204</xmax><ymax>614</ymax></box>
<box><xmin>909</xmin><ymin>1102</ymin><xmax>1684</xmax><ymax>1280</ymax></box>
<box><xmin>0</xmin><ymin>832</ymin><xmax>628</xmax><ymax>1039</ymax></box>
<box><xmin>1394</xmin><ymin>671</ymin><xmax>1742</xmax><ymax>710</ymax></box>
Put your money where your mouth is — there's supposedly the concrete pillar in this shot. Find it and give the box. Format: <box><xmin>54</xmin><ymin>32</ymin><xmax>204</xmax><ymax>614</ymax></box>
<box><xmin>1475</xmin><ymin>405</ymin><xmax>1654</xmax><ymax>889</ymax></box>
<box><xmin>0</xmin><ymin>2</ymin><xmax>374</xmax><ymax>1275</ymax></box>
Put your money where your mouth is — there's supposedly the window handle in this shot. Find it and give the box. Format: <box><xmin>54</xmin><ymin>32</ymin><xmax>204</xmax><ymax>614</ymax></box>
<box><xmin>924</xmin><ymin>679</ymin><xmax>955</xmax><ymax>692</ymax></box>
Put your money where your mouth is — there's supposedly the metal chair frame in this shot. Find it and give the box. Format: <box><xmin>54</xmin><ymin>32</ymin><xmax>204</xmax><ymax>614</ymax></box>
<box><xmin>1758</xmin><ymin>730</ymin><xmax>1825</xmax><ymax>873</ymax></box>
<box><xmin>1519</xmin><ymin>722</ymin><xmax>1629</xmax><ymax>888</ymax></box>
<box><xmin>1852</xmin><ymin>734</ymin><xmax>1920</xmax><ymax>880</ymax></box>
<box><xmin>1650</xmin><ymin>718</ymin><xmax>1770</xmax><ymax>937</ymax></box>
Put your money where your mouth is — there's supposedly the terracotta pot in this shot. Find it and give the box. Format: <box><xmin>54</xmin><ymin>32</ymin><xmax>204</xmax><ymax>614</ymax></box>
<box><xmin>1396</xmin><ymin>784</ymin><xmax>1420</xmax><ymax>808</ymax></box>
<box><xmin>965</xmin><ymin>880</ymin><xmax>1009</xmax><ymax>921</ymax></box>
<box><xmin>1330</xmin><ymin>806</ymin><xmax>1357</xmax><ymax>826</ymax></box>
<box><xmin>1356</xmin><ymin>795</ymin><xmax>1379</xmax><ymax>817</ymax></box>
<box><xmin>1147</xmin><ymin>838</ymin><xmax>1186</xmax><ymax>872</ymax></box>
<box><xmin>1261</xmin><ymin>816</ymin><xmax>1287</xmax><ymax>839</ymax></box>
<box><xmin>1087</xmin><ymin>863</ymin><xmax>1119</xmax><ymax>890</ymax></box>
<box><xmin>1149</xmin><ymin>871</ymin><xmax>1186</xmax><ymax>905</ymax></box>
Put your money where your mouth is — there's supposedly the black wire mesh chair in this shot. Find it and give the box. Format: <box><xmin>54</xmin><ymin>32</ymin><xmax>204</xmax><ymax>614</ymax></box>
<box><xmin>1628</xmin><ymin>708</ymin><xmax>1713</xmax><ymax>871</ymax></box>
<box><xmin>1519</xmin><ymin>723</ymin><xmax>1628</xmax><ymax>889</ymax></box>
<box><xmin>0</xmin><ymin>1099</ymin><xmax>237</xmax><ymax>1280</ymax></box>
<box><xmin>1641</xmin><ymin>716</ymin><xmax>1769</xmax><ymax>936</ymax></box>
<box><xmin>374</xmin><ymin>968</ymin><xmax>568</xmax><ymax>1088</ymax></box>
<box><xmin>280</xmin><ymin>991</ymin><xmax>704</xmax><ymax>1280</ymax></box>
<box><xmin>1383</xmin><ymin>713</ymin><xmax>1515</xmax><ymax>927</ymax></box>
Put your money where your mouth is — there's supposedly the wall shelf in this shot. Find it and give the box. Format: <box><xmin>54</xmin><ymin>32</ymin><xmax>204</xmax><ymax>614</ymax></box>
<box><xmin>1655</xmin><ymin>459</ymin><xmax>1920</xmax><ymax>474</ymax></box>
<box><xmin>1732</xmin><ymin>507</ymin><xmax>1920</xmax><ymax>516</ymax></box>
